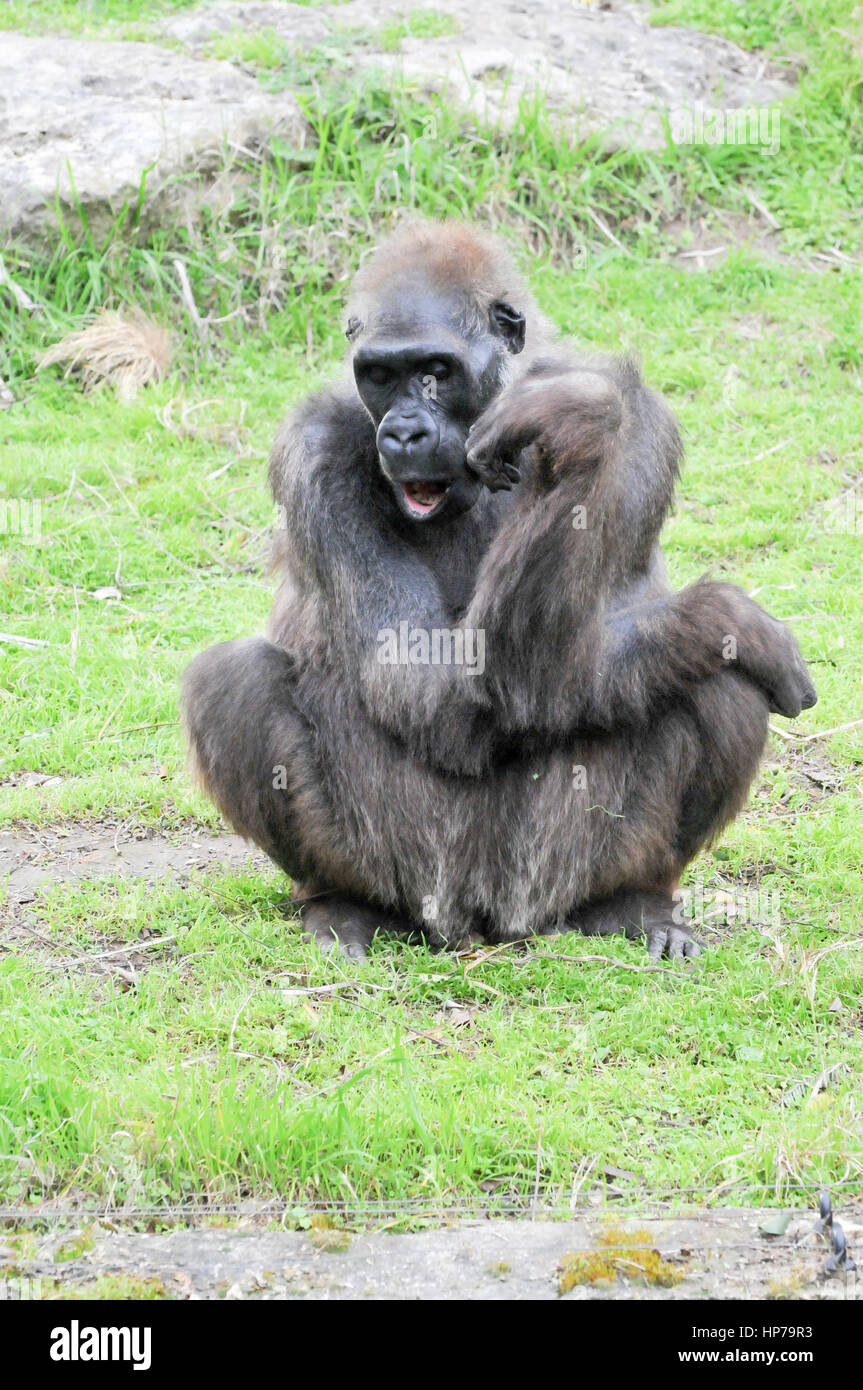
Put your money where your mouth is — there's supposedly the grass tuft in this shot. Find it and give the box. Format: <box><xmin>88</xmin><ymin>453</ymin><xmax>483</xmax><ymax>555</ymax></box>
<box><xmin>37</xmin><ymin>311</ymin><xmax>172</xmax><ymax>401</ymax></box>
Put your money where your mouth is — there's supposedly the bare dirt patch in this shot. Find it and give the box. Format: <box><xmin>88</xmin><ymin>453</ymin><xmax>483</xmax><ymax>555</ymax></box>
<box><xmin>0</xmin><ymin>824</ymin><xmax>281</xmax><ymax>985</ymax></box>
<box><xmin>662</xmin><ymin>211</ymin><xmax>854</xmax><ymax>273</ymax></box>
<box><xmin>760</xmin><ymin>745</ymin><xmax>848</xmax><ymax>816</ymax></box>
<box><xmin>0</xmin><ymin>824</ymin><xmax>272</xmax><ymax>905</ymax></box>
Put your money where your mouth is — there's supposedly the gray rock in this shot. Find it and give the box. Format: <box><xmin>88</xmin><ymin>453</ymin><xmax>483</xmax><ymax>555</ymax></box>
<box><xmin>334</xmin><ymin>0</ymin><xmax>794</xmax><ymax>147</ymax></box>
<box><xmin>0</xmin><ymin>3</ymin><xmax>794</xmax><ymax>243</ymax></box>
<box><xmin>0</xmin><ymin>34</ymin><xmax>307</xmax><ymax>242</ymax></box>
<box><xmin>160</xmin><ymin>1</ymin><xmax>329</xmax><ymax>50</ymax></box>
<box><xmin>165</xmin><ymin>0</ymin><xmax>794</xmax><ymax>149</ymax></box>
<box><xmin>16</xmin><ymin>1209</ymin><xmax>862</xmax><ymax>1300</ymax></box>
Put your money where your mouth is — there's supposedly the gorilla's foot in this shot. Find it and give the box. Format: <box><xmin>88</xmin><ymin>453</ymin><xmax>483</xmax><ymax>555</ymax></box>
<box><xmin>301</xmin><ymin>895</ymin><xmax>408</xmax><ymax>962</ymax></box>
<box><xmin>567</xmin><ymin>889</ymin><xmax>706</xmax><ymax>962</ymax></box>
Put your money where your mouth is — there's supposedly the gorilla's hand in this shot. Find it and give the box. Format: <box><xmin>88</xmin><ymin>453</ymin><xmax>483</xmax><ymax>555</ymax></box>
<box><xmin>465</xmin><ymin>371</ymin><xmax>622</xmax><ymax>492</ymax></box>
<box><xmin>464</xmin><ymin>383</ymin><xmax>533</xmax><ymax>491</ymax></box>
<box><xmin>721</xmin><ymin>593</ymin><xmax>817</xmax><ymax>718</ymax></box>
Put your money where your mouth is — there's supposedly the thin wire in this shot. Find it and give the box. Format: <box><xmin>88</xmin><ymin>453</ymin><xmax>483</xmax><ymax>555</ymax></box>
<box><xmin>1</xmin><ymin>1181</ymin><xmax>861</xmax><ymax>1223</ymax></box>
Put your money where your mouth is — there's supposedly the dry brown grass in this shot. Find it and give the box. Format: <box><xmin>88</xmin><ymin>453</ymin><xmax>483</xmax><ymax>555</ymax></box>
<box><xmin>38</xmin><ymin>311</ymin><xmax>171</xmax><ymax>401</ymax></box>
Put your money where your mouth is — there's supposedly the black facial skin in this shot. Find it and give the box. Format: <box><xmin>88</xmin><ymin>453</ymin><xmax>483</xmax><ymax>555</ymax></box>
<box><xmin>352</xmin><ymin>295</ymin><xmax>525</xmax><ymax>524</ymax></box>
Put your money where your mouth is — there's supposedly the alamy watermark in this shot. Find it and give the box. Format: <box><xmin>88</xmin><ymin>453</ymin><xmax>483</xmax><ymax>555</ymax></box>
<box><xmin>0</xmin><ymin>497</ymin><xmax>41</xmax><ymax>539</ymax></box>
<box><xmin>812</xmin><ymin>490</ymin><xmax>863</xmax><ymax>536</ymax></box>
<box><xmin>669</xmin><ymin>105</ymin><xmax>781</xmax><ymax>155</ymax></box>
<box><xmin>376</xmin><ymin>622</ymin><xmax>485</xmax><ymax>675</ymax></box>
<box><xmin>49</xmin><ymin>1320</ymin><xmax>152</xmax><ymax>1371</ymax></box>
<box><xmin>1</xmin><ymin>1274</ymin><xmax>43</xmax><ymax>1300</ymax></box>
<box><xmin>673</xmin><ymin>882</ymin><xmax>781</xmax><ymax>929</ymax></box>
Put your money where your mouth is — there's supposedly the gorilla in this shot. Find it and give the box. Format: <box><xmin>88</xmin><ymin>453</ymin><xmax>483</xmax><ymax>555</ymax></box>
<box><xmin>183</xmin><ymin>221</ymin><xmax>816</xmax><ymax>962</ymax></box>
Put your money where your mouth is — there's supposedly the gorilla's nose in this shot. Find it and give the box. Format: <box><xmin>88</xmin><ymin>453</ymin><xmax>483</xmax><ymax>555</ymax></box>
<box><xmin>377</xmin><ymin>414</ymin><xmax>439</xmax><ymax>467</ymax></box>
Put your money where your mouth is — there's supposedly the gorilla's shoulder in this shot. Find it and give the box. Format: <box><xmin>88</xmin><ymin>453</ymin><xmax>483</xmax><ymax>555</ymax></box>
<box><xmin>269</xmin><ymin>380</ymin><xmax>375</xmax><ymax>496</ymax></box>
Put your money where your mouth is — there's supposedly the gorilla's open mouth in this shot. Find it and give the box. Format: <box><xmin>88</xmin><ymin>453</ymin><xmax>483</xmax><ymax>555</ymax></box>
<box><xmin>400</xmin><ymin>480</ymin><xmax>451</xmax><ymax>517</ymax></box>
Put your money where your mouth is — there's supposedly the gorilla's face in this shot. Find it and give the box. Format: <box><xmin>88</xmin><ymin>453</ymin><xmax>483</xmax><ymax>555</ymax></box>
<box><xmin>351</xmin><ymin>291</ymin><xmax>525</xmax><ymax>523</ymax></box>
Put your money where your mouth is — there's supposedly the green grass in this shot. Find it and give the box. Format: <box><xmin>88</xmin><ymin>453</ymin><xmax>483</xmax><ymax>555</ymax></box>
<box><xmin>209</xmin><ymin>25</ymin><xmax>296</xmax><ymax>70</ymax></box>
<box><xmin>378</xmin><ymin>10</ymin><xmax>460</xmax><ymax>52</ymax></box>
<box><xmin>1</xmin><ymin>0</ymin><xmax>862</xmax><ymax>1219</ymax></box>
<box><xmin>0</xmin><ymin>0</ymin><xmax>206</xmax><ymax>39</ymax></box>
<box><xmin>2</xmin><ymin>872</ymin><xmax>861</xmax><ymax>1210</ymax></box>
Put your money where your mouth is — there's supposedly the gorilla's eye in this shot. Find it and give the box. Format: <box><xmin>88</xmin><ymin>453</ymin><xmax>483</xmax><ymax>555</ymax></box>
<box><xmin>366</xmin><ymin>365</ymin><xmax>394</xmax><ymax>387</ymax></box>
<box><xmin>424</xmin><ymin>360</ymin><xmax>450</xmax><ymax>380</ymax></box>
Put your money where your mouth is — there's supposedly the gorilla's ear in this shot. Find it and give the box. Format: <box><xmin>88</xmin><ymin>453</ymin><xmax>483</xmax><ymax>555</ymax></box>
<box><xmin>490</xmin><ymin>300</ymin><xmax>526</xmax><ymax>355</ymax></box>
<box><xmin>346</xmin><ymin>316</ymin><xmax>363</xmax><ymax>342</ymax></box>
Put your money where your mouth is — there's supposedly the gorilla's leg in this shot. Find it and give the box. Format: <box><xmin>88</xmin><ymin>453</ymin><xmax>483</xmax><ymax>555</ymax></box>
<box><xmin>183</xmin><ymin>637</ymin><xmax>323</xmax><ymax>882</ymax></box>
<box><xmin>673</xmin><ymin>669</ymin><xmax>770</xmax><ymax>863</ymax></box>
<box><xmin>183</xmin><ymin>638</ymin><xmax>418</xmax><ymax>960</ymax></box>
<box><xmin>566</xmin><ymin>669</ymin><xmax>769</xmax><ymax>959</ymax></box>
